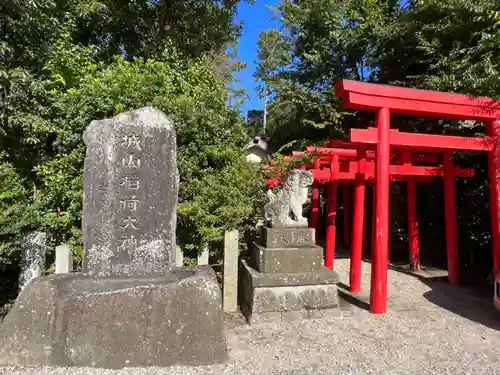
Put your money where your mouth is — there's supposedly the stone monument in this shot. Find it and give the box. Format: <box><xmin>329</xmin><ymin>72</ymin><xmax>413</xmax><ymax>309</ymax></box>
<box><xmin>18</xmin><ymin>231</ymin><xmax>47</xmax><ymax>291</ymax></box>
<box><xmin>0</xmin><ymin>108</ymin><xmax>227</xmax><ymax>368</ymax></box>
<box><xmin>240</xmin><ymin>169</ymin><xmax>340</xmax><ymax>324</ymax></box>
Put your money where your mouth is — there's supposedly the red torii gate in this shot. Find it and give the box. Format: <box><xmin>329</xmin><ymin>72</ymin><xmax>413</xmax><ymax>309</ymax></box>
<box><xmin>303</xmin><ymin>145</ymin><xmax>475</xmax><ymax>293</ymax></box>
<box><xmin>301</xmin><ymin>145</ymin><xmax>444</xmax><ymax>256</ymax></box>
<box><xmin>334</xmin><ymin>80</ymin><xmax>500</xmax><ymax>314</ymax></box>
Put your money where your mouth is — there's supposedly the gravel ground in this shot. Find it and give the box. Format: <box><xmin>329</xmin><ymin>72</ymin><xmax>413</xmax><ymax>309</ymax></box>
<box><xmin>2</xmin><ymin>257</ymin><xmax>500</xmax><ymax>375</ymax></box>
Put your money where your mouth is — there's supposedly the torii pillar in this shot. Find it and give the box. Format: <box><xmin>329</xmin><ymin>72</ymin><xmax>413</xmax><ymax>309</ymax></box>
<box><xmin>309</xmin><ymin>180</ymin><xmax>321</xmax><ymax>239</ymax></box>
<box><xmin>487</xmin><ymin>120</ymin><xmax>500</xmax><ymax>277</ymax></box>
<box><xmin>371</xmin><ymin>107</ymin><xmax>391</xmax><ymax>314</ymax></box>
<box><xmin>325</xmin><ymin>154</ymin><xmax>339</xmax><ymax>269</ymax></box>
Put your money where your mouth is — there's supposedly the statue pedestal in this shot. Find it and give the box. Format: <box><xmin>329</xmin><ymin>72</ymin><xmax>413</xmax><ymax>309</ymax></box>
<box><xmin>0</xmin><ymin>267</ymin><xmax>227</xmax><ymax>368</ymax></box>
<box><xmin>240</xmin><ymin>227</ymin><xmax>340</xmax><ymax>324</ymax></box>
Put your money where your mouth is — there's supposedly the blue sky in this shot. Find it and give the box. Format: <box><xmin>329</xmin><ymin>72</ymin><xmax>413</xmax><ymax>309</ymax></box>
<box><xmin>234</xmin><ymin>0</ymin><xmax>281</xmax><ymax>115</ymax></box>
<box><xmin>233</xmin><ymin>1</ymin><xmax>411</xmax><ymax>116</ymax></box>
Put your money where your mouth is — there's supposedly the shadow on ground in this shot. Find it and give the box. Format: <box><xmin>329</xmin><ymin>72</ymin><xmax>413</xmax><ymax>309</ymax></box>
<box><xmin>389</xmin><ymin>264</ymin><xmax>500</xmax><ymax>331</ymax></box>
<box><xmin>329</xmin><ymin>244</ymin><xmax>500</xmax><ymax>330</ymax></box>
<box><xmin>337</xmin><ymin>287</ymin><xmax>370</xmax><ymax>311</ymax></box>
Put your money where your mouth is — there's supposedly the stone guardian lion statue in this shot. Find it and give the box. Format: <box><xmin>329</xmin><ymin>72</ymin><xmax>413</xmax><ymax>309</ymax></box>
<box><xmin>264</xmin><ymin>169</ymin><xmax>314</xmax><ymax>227</ymax></box>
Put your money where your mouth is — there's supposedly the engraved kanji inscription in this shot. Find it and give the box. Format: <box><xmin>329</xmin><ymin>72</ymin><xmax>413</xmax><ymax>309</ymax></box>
<box><xmin>272</xmin><ymin>236</ymin><xmax>280</xmax><ymax>247</ymax></box>
<box><xmin>280</xmin><ymin>231</ymin><xmax>288</xmax><ymax>245</ymax></box>
<box><xmin>118</xmin><ymin>235</ymin><xmax>139</xmax><ymax>251</ymax></box>
<box><xmin>296</xmin><ymin>230</ymin><xmax>309</xmax><ymax>245</ymax></box>
<box><xmin>121</xmin><ymin>133</ymin><xmax>142</xmax><ymax>150</ymax></box>
<box><xmin>97</xmin><ymin>181</ymin><xmax>110</xmax><ymax>192</ymax></box>
<box><xmin>120</xmin><ymin>174</ymin><xmax>140</xmax><ymax>190</ymax></box>
<box><xmin>122</xmin><ymin>153</ymin><xmax>141</xmax><ymax>168</ymax></box>
<box><xmin>120</xmin><ymin>197</ymin><xmax>140</xmax><ymax>212</ymax></box>
<box><xmin>120</xmin><ymin>216</ymin><xmax>138</xmax><ymax>230</ymax></box>
<box><xmin>82</xmin><ymin>107</ymin><xmax>178</xmax><ymax>276</ymax></box>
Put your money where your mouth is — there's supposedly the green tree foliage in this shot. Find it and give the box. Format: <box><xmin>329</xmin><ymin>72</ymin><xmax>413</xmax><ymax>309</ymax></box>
<box><xmin>0</xmin><ymin>155</ymin><xmax>29</xmax><ymax>263</ymax></box>
<box><xmin>258</xmin><ymin>0</ymin><xmax>500</xmax><ymax>279</ymax></box>
<box><xmin>0</xmin><ymin>156</ymin><xmax>31</xmax><ymax>311</ymax></box>
<box><xmin>377</xmin><ymin>0</ymin><xmax>500</xmax><ymax>97</ymax></box>
<box><xmin>48</xmin><ymin>54</ymin><xmax>263</xmax><ymax>254</ymax></box>
<box><xmin>253</xmin><ymin>0</ymin><xmax>397</xmax><ymax>152</ymax></box>
<box><xmin>0</xmin><ymin>0</ymin><xmax>263</xmax><ymax>306</ymax></box>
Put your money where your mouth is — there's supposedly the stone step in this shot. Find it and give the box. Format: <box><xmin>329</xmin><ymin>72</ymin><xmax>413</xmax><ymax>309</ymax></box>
<box><xmin>252</xmin><ymin>243</ymin><xmax>324</xmax><ymax>273</ymax></box>
<box><xmin>241</xmin><ymin>260</ymin><xmax>338</xmax><ymax>288</ymax></box>
<box><xmin>240</xmin><ymin>260</ymin><xmax>341</xmax><ymax>325</ymax></box>
<box><xmin>242</xmin><ymin>307</ymin><xmax>345</xmax><ymax>324</ymax></box>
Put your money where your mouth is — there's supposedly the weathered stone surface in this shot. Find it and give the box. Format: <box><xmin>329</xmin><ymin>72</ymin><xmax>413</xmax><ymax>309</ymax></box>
<box><xmin>263</xmin><ymin>169</ymin><xmax>314</xmax><ymax>227</ymax></box>
<box><xmin>174</xmin><ymin>244</ymin><xmax>184</xmax><ymax>267</ymax></box>
<box><xmin>223</xmin><ymin>230</ymin><xmax>238</xmax><ymax>313</ymax></box>
<box><xmin>83</xmin><ymin>107</ymin><xmax>178</xmax><ymax>276</ymax></box>
<box><xmin>241</xmin><ymin>259</ymin><xmax>337</xmax><ymax>288</ymax></box>
<box><xmin>19</xmin><ymin>231</ymin><xmax>47</xmax><ymax>291</ymax></box>
<box><xmin>55</xmin><ymin>243</ymin><xmax>73</xmax><ymax>274</ymax></box>
<box><xmin>0</xmin><ymin>107</ymin><xmax>229</xmax><ymax>368</ymax></box>
<box><xmin>251</xmin><ymin>284</ymin><xmax>338</xmax><ymax>312</ymax></box>
<box><xmin>242</xmin><ymin>308</ymin><xmax>342</xmax><ymax>324</ymax></box>
<box><xmin>240</xmin><ymin>259</ymin><xmax>340</xmax><ymax>325</ymax></box>
<box><xmin>252</xmin><ymin>242</ymin><xmax>323</xmax><ymax>273</ymax></box>
<box><xmin>261</xmin><ymin>227</ymin><xmax>315</xmax><ymax>248</ymax></box>
<box><xmin>0</xmin><ymin>266</ymin><xmax>227</xmax><ymax>368</ymax></box>
<box><xmin>244</xmin><ymin>280</ymin><xmax>338</xmax><ymax>313</ymax></box>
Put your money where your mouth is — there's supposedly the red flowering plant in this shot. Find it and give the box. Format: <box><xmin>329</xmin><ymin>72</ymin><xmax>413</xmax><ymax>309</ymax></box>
<box><xmin>260</xmin><ymin>151</ymin><xmax>318</xmax><ymax>192</ymax></box>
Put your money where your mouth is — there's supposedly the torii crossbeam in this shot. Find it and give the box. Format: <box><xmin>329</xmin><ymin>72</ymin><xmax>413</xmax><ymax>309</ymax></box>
<box><xmin>335</xmin><ymin>79</ymin><xmax>500</xmax><ymax>314</ymax></box>
<box><xmin>302</xmin><ymin>145</ymin><xmax>474</xmax><ymax>294</ymax></box>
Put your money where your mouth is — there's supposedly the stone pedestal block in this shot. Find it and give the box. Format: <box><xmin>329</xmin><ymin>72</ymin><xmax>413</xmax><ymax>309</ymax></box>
<box><xmin>240</xmin><ymin>260</ymin><xmax>339</xmax><ymax>324</ymax></box>
<box><xmin>240</xmin><ymin>226</ymin><xmax>340</xmax><ymax>324</ymax></box>
<box><xmin>252</xmin><ymin>243</ymin><xmax>323</xmax><ymax>273</ymax></box>
<box><xmin>0</xmin><ymin>266</ymin><xmax>227</xmax><ymax>368</ymax></box>
<box><xmin>262</xmin><ymin>227</ymin><xmax>315</xmax><ymax>248</ymax></box>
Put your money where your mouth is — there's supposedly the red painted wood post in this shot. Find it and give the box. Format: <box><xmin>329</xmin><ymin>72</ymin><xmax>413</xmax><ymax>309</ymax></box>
<box><xmin>309</xmin><ymin>180</ymin><xmax>321</xmax><ymax>242</ymax></box>
<box><xmin>325</xmin><ymin>155</ymin><xmax>339</xmax><ymax>269</ymax></box>
<box><xmin>372</xmin><ymin>183</ymin><xmax>377</xmax><ymax>259</ymax></box>
<box><xmin>350</xmin><ymin>148</ymin><xmax>366</xmax><ymax>293</ymax></box>
<box><xmin>364</xmin><ymin>185</ymin><xmax>371</xmax><ymax>254</ymax></box>
<box><xmin>443</xmin><ymin>151</ymin><xmax>459</xmax><ymax>285</ymax></box>
<box><xmin>343</xmin><ymin>183</ymin><xmax>350</xmax><ymax>247</ymax></box>
<box><xmin>407</xmin><ymin>180</ymin><xmax>420</xmax><ymax>272</ymax></box>
<box><xmin>487</xmin><ymin>119</ymin><xmax>500</xmax><ymax>277</ymax></box>
<box><xmin>371</xmin><ymin>155</ymin><xmax>379</xmax><ymax>260</ymax></box>
<box><xmin>402</xmin><ymin>151</ymin><xmax>420</xmax><ymax>272</ymax></box>
<box><xmin>370</xmin><ymin>107</ymin><xmax>391</xmax><ymax>314</ymax></box>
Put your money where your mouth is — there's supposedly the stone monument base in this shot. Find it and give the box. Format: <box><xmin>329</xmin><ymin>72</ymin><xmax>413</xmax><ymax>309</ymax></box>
<box><xmin>240</xmin><ymin>260</ymin><xmax>340</xmax><ymax>324</ymax></box>
<box><xmin>0</xmin><ymin>266</ymin><xmax>227</xmax><ymax>368</ymax></box>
